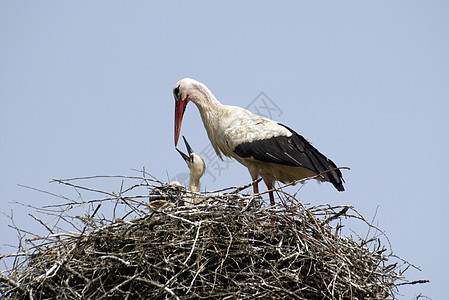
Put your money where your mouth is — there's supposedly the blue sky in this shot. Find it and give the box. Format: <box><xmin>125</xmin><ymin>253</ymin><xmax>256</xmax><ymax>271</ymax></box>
<box><xmin>1</xmin><ymin>1</ymin><xmax>448</xmax><ymax>298</ymax></box>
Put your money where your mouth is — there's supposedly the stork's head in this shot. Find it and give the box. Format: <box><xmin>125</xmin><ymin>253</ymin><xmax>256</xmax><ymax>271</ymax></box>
<box><xmin>173</xmin><ymin>78</ymin><xmax>214</xmax><ymax>146</ymax></box>
<box><xmin>176</xmin><ymin>136</ymin><xmax>206</xmax><ymax>180</ymax></box>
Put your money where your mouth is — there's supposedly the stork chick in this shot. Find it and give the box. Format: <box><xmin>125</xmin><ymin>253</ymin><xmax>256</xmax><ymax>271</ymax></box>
<box><xmin>176</xmin><ymin>136</ymin><xmax>206</xmax><ymax>194</ymax></box>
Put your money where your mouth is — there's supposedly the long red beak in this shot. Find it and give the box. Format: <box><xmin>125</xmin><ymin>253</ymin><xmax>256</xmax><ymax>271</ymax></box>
<box><xmin>174</xmin><ymin>97</ymin><xmax>188</xmax><ymax>146</ymax></box>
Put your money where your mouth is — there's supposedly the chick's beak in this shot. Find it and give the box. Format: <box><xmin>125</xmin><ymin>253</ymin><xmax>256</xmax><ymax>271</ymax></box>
<box><xmin>176</xmin><ymin>147</ymin><xmax>189</xmax><ymax>164</ymax></box>
<box><xmin>182</xmin><ymin>136</ymin><xmax>194</xmax><ymax>156</ymax></box>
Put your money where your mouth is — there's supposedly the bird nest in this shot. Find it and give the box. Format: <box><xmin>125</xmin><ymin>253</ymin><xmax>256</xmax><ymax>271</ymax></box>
<box><xmin>0</xmin><ymin>174</ymin><xmax>425</xmax><ymax>299</ymax></box>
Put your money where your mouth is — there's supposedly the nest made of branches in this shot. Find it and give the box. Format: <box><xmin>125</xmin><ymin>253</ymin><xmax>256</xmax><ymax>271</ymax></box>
<box><xmin>0</xmin><ymin>174</ymin><xmax>424</xmax><ymax>299</ymax></box>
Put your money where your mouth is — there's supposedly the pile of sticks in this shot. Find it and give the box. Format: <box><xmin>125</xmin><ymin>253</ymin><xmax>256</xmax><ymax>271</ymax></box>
<box><xmin>0</xmin><ymin>174</ymin><xmax>423</xmax><ymax>299</ymax></box>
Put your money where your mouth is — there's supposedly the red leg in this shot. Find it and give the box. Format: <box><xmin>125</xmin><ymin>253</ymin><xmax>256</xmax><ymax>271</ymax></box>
<box><xmin>268</xmin><ymin>190</ymin><xmax>275</xmax><ymax>207</ymax></box>
<box><xmin>264</xmin><ymin>181</ymin><xmax>275</xmax><ymax>206</ymax></box>
<box><xmin>253</xmin><ymin>181</ymin><xmax>259</xmax><ymax>194</ymax></box>
<box><xmin>252</xmin><ymin>179</ymin><xmax>262</xmax><ymax>208</ymax></box>
<box><xmin>266</xmin><ymin>182</ymin><xmax>276</xmax><ymax>225</ymax></box>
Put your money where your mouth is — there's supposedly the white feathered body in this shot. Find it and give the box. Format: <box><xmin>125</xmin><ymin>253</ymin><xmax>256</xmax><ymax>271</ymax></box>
<box><xmin>192</xmin><ymin>100</ymin><xmax>317</xmax><ymax>185</ymax></box>
<box><xmin>174</xmin><ymin>78</ymin><xmax>344</xmax><ymax>191</ymax></box>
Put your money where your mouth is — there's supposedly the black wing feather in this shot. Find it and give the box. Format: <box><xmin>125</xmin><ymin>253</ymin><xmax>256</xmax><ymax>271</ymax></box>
<box><xmin>233</xmin><ymin>123</ymin><xmax>344</xmax><ymax>191</ymax></box>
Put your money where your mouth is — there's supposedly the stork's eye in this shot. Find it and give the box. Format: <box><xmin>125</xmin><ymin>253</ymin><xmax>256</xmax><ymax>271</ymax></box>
<box><xmin>174</xmin><ymin>86</ymin><xmax>180</xmax><ymax>99</ymax></box>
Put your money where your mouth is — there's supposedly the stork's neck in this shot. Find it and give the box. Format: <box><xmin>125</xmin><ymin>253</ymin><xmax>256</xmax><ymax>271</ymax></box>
<box><xmin>190</xmin><ymin>92</ymin><xmax>224</xmax><ymax>151</ymax></box>
<box><xmin>188</xmin><ymin>177</ymin><xmax>200</xmax><ymax>193</ymax></box>
<box><xmin>190</xmin><ymin>92</ymin><xmax>222</xmax><ymax>120</ymax></box>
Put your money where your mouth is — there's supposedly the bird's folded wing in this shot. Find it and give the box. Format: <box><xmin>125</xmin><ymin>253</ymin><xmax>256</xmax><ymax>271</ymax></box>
<box><xmin>233</xmin><ymin>123</ymin><xmax>344</xmax><ymax>190</ymax></box>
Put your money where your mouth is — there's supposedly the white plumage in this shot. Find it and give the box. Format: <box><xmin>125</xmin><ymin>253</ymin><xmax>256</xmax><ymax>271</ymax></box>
<box><xmin>173</xmin><ymin>78</ymin><xmax>344</xmax><ymax>207</ymax></box>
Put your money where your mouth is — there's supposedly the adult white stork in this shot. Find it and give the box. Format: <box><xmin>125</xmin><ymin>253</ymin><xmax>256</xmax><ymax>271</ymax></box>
<box><xmin>176</xmin><ymin>136</ymin><xmax>206</xmax><ymax>194</ymax></box>
<box><xmin>173</xmin><ymin>78</ymin><xmax>344</xmax><ymax>207</ymax></box>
